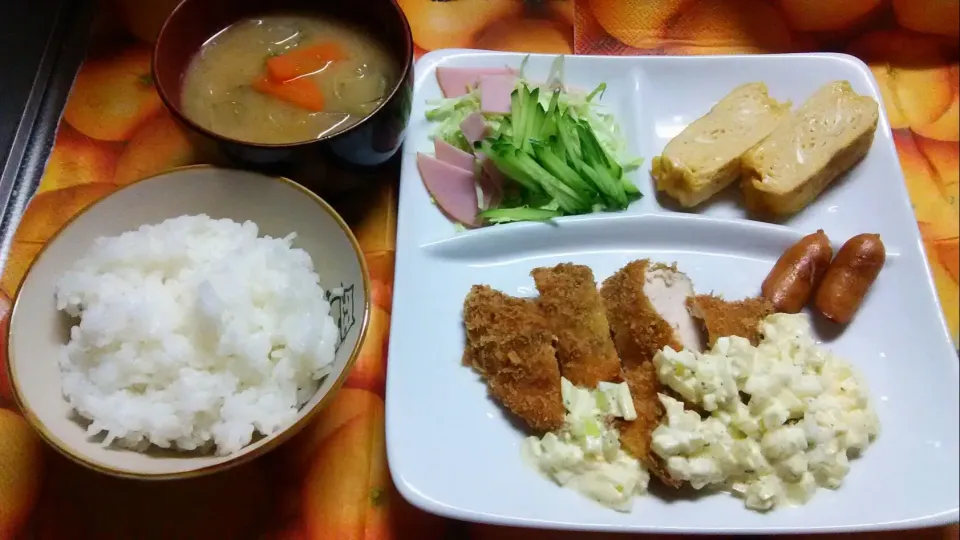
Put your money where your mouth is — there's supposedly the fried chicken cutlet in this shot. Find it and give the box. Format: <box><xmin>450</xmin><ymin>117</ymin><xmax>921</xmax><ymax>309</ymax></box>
<box><xmin>686</xmin><ymin>294</ymin><xmax>775</xmax><ymax>347</ymax></box>
<box><xmin>532</xmin><ymin>263</ymin><xmax>621</xmax><ymax>388</ymax></box>
<box><xmin>462</xmin><ymin>285</ymin><xmax>565</xmax><ymax>432</ymax></box>
<box><xmin>600</xmin><ymin>260</ymin><xmax>696</xmax><ymax>488</ymax></box>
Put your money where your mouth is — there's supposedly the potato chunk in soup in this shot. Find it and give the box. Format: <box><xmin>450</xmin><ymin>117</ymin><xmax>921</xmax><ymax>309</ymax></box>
<box><xmin>181</xmin><ymin>15</ymin><xmax>395</xmax><ymax>144</ymax></box>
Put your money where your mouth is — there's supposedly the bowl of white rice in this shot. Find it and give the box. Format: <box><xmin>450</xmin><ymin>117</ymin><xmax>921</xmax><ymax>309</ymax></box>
<box><xmin>6</xmin><ymin>166</ymin><xmax>370</xmax><ymax>479</ymax></box>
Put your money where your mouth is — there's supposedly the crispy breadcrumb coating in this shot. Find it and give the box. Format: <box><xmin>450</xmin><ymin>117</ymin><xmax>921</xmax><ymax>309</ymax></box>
<box><xmin>600</xmin><ymin>260</ymin><xmax>683</xmax><ymax>488</ymax></box>
<box><xmin>618</xmin><ymin>365</ymin><xmax>681</xmax><ymax>488</ymax></box>
<box><xmin>532</xmin><ymin>263</ymin><xmax>621</xmax><ymax>388</ymax></box>
<box><xmin>686</xmin><ymin>294</ymin><xmax>775</xmax><ymax>347</ymax></box>
<box><xmin>600</xmin><ymin>261</ymin><xmax>684</xmax><ymax>372</ymax></box>
<box><xmin>462</xmin><ymin>285</ymin><xmax>565</xmax><ymax>432</ymax></box>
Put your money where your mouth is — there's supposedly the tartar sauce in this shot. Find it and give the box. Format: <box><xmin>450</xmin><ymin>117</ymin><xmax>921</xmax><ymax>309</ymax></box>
<box><xmin>522</xmin><ymin>378</ymin><xmax>650</xmax><ymax>511</ymax></box>
<box><xmin>651</xmin><ymin>313</ymin><xmax>880</xmax><ymax>511</ymax></box>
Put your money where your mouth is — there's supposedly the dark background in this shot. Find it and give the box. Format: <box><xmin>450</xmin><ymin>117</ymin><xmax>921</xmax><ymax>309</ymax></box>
<box><xmin>0</xmin><ymin>0</ymin><xmax>94</xmax><ymax>259</ymax></box>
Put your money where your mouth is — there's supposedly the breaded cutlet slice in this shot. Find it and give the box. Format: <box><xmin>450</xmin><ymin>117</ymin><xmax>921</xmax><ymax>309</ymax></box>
<box><xmin>600</xmin><ymin>260</ymin><xmax>684</xmax><ymax>488</ymax></box>
<box><xmin>462</xmin><ymin>285</ymin><xmax>565</xmax><ymax>432</ymax></box>
<box><xmin>618</xmin><ymin>364</ymin><xmax>680</xmax><ymax>487</ymax></box>
<box><xmin>600</xmin><ymin>260</ymin><xmax>686</xmax><ymax>371</ymax></box>
<box><xmin>532</xmin><ymin>263</ymin><xmax>621</xmax><ymax>388</ymax></box>
<box><xmin>686</xmin><ymin>294</ymin><xmax>775</xmax><ymax>347</ymax></box>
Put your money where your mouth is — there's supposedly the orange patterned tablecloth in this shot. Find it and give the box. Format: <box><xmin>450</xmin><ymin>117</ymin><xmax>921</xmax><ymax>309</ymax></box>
<box><xmin>0</xmin><ymin>1</ymin><xmax>957</xmax><ymax>538</ymax></box>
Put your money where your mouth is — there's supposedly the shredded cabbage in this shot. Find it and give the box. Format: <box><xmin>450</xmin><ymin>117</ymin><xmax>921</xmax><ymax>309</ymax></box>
<box><xmin>528</xmin><ymin>79</ymin><xmax>642</xmax><ymax>172</ymax></box>
<box><xmin>425</xmin><ymin>88</ymin><xmax>481</xmax><ymax>151</ymax></box>
<box><xmin>426</xmin><ymin>55</ymin><xmax>641</xmax><ymax>168</ymax></box>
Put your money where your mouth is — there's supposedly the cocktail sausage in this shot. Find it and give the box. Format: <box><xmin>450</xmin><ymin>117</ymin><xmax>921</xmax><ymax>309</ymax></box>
<box><xmin>814</xmin><ymin>233</ymin><xmax>885</xmax><ymax>324</ymax></box>
<box><xmin>761</xmin><ymin>229</ymin><xmax>833</xmax><ymax>314</ymax></box>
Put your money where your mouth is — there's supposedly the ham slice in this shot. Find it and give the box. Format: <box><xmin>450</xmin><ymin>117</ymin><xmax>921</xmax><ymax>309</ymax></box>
<box><xmin>436</xmin><ymin>67</ymin><xmax>516</xmax><ymax>98</ymax></box>
<box><xmin>479</xmin><ymin>74</ymin><xmax>516</xmax><ymax>114</ymax></box>
<box><xmin>460</xmin><ymin>112</ymin><xmax>490</xmax><ymax>146</ymax></box>
<box><xmin>417</xmin><ymin>152</ymin><xmax>479</xmax><ymax>227</ymax></box>
<box><xmin>434</xmin><ymin>138</ymin><xmax>475</xmax><ymax>172</ymax></box>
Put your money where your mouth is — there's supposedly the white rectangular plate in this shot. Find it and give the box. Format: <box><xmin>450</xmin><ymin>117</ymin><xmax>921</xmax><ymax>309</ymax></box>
<box><xmin>385</xmin><ymin>50</ymin><xmax>960</xmax><ymax>534</ymax></box>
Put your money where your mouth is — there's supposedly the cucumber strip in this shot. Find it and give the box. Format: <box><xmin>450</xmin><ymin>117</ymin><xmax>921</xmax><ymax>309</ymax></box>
<box><xmin>486</xmin><ymin>139</ymin><xmax>569</xmax><ymax>208</ymax></box>
<box><xmin>532</xmin><ymin>141</ymin><xmax>595</xmax><ymax>198</ymax></box>
<box><xmin>521</xmin><ymin>87</ymin><xmax>540</xmax><ymax>153</ymax></box>
<box><xmin>574</xmin><ymin>120</ymin><xmax>606</xmax><ymax>162</ymax></box>
<box><xmin>548</xmin><ymin>135</ymin><xmax>566</xmax><ymax>164</ymax></box>
<box><xmin>512</xmin><ymin>151</ymin><xmax>589</xmax><ymax>213</ymax></box>
<box><xmin>580</xmin><ymin>161</ymin><xmax>627</xmax><ymax>209</ymax></box>
<box><xmin>576</xmin><ymin>160</ymin><xmax>613</xmax><ymax>200</ymax></box>
<box><xmin>532</xmin><ymin>104</ymin><xmax>547</xmax><ymax>143</ymax></box>
<box><xmin>576</xmin><ymin>118</ymin><xmax>623</xmax><ymax>179</ymax></box>
<box><xmin>607</xmin><ymin>153</ymin><xmax>623</xmax><ymax>180</ymax></box>
<box><xmin>546</xmin><ymin>89</ymin><xmax>561</xmax><ymax>116</ymax></box>
<box><xmin>540</xmin><ymin>91</ymin><xmax>561</xmax><ymax>139</ymax></box>
<box><xmin>477</xmin><ymin>139</ymin><xmax>541</xmax><ymax>193</ymax></box>
<box><xmin>576</xmin><ymin>120</ymin><xmax>621</xmax><ymax>179</ymax></box>
<box><xmin>556</xmin><ymin>114</ymin><xmax>583</xmax><ymax>165</ymax></box>
<box><xmin>575</xmin><ymin>123</ymin><xmax>604</xmax><ymax>166</ymax></box>
<box><xmin>479</xmin><ymin>207</ymin><xmax>561</xmax><ymax>223</ymax></box>
<box><xmin>540</xmin><ymin>110</ymin><xmax>557</xmax><ymax>141</ymax></box>
<box><xmin>511</xmin><ymin>86</ymin><xmax>527</xmax><ymax>149</ymax></box>
<box><xmin>595</xmin><ymin>164</ymin><xmax>628</xmax><ymax>208</ymax></box>
<box><xmin>564</xmin><ymin>151</ymin><xmax>602</xmax><ymax>194</ymax></box>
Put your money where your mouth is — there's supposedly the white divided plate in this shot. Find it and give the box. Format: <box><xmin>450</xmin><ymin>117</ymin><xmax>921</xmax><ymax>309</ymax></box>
<box><xmin>385</xmin><ymin>50</ymin><xmax>960</xmax><ymax>534</ymax></box>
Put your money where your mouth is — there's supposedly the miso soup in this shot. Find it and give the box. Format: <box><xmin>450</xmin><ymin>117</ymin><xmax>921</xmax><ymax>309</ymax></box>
<box><xmin>181</xmin><ymin>15</ymin><xmax>396</xmax><ymax>144</ymax></box>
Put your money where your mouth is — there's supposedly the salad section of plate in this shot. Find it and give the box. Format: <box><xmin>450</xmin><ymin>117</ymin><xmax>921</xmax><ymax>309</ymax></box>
<box><xmin>386</xmin><ymin>50</ymin><xmax>960</xmax><ymax>534</ymax></box>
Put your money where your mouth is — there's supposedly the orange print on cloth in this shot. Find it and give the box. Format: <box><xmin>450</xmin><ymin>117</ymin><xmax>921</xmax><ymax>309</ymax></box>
<box><xmin>1</xmin><ymin>1</ymin><xmax>958</xmax><ymax>540</ymax></box>
<box><xmin>264</xmin><ymin>389</ymin><xmax>447</xmax><ymax>540</ymax></box>
<box><xmin>63</xmin><ymin>45</ymin><xmax>163</xmax><ymax>142</ymax></box>
<box><xmin>0</xmin><ymin>409</ymin><xmax>44</xmax><ymax>540</ymax></box>
<box><xmin>402</xmin><ymin>0</ymin><xmax>574</xmax><ymax>56</ymax></box>
<box><xmin>577</xmin><ymin>0</ymin><xmax>794</xmax><ymax>56</ymax></box>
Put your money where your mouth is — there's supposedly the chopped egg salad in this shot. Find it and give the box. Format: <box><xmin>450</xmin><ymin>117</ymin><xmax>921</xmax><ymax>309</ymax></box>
<box><xmin>521</xmin><ymin>378</ymin><xmax>651</xmax><ymax>511</ymax></box>
<box><xmin>520</xmin><ymin>313</ymin><xmax>880</xmax><ymax>513</ymax></box>
<box><xmin>652</xmin><ymin>313</ymin><xmax>880</xmax><ymax>511</ymax></box>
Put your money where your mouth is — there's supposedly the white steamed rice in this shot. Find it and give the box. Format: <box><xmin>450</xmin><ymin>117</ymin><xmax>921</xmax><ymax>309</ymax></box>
<box><xmin>54</xmin><ymin>214</ymin><xmax>339</xmax><ymax>455</ymax></box>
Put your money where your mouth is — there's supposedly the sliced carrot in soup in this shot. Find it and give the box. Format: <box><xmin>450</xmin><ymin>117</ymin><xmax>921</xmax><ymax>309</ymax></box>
<box><xmin>252</xmin><ymin>76</ymin><xmax>325</xmax><ymax>112</ymax></box>
<box><xmin>266</xmin><ymin>42</ymin><xmax>348</xmax><ymax>82</ymax></box>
